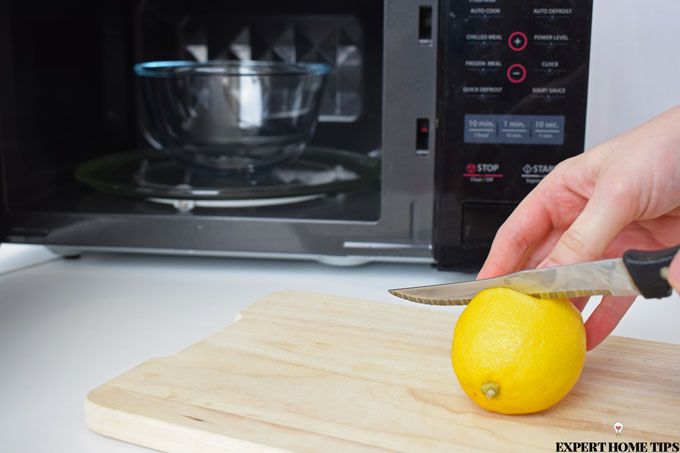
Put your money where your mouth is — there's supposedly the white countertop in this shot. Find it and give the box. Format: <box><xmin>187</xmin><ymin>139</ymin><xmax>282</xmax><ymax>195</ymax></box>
<box><xmin>1</xmin><ymin>244</ymin><xmax>679</xmax><ymax>452</ymax></box>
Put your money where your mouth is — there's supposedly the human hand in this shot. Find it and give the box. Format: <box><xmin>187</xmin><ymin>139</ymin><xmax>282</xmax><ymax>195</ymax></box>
<box><xmin>669</xmin><ymin>252</ymin><xmax>680</xmax><ymax>293</ymax></box>
<box><xmin>478</xmin><ymin>106</ymin><xmax>680</xmax><ymax>350</ymax></box>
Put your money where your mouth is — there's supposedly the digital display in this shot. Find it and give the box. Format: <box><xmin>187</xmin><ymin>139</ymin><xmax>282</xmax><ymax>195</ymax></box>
<box><xmin>464</xmin><ymin>114</ymin><xmax>565</xmax><ymax>145</ymax></box>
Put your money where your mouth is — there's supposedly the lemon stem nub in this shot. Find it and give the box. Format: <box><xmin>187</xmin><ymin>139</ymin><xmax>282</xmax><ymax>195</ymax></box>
<box><xmin>481</xmin><ymin>382</ymin><xmax>499</xmax><ymax>399</ymax></box>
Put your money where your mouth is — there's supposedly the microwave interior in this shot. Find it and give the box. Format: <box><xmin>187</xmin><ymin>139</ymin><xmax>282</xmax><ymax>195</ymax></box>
<box><xmin>0</xmin><ymin>0</ymin><xmax>384</xmax><ymax>223</ymax></box>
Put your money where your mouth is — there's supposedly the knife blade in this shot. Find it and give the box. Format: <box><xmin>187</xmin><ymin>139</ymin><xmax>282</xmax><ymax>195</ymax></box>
<box><xmin>389</xmin><ymin>244</ymin><xmax>680</xmax><ymax>306</ymax></box>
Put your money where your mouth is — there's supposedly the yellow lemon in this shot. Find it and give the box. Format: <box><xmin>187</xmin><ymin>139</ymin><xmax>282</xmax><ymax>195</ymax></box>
<box><xmin>451</xmin><ymin>287</ymin><xmax>586</xmax><ymax>414</ymax></box>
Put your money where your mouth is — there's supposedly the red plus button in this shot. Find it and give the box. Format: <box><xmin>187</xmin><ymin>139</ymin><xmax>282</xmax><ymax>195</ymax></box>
<box><xmin>508</xmin><ymin>31</ymin><xmax>528</xmax><ymax>51</ymax></box>
<box><xmin>507</xmin><ymin>64</ymin><xmax>527</xmax><ymax>83</ymax></box>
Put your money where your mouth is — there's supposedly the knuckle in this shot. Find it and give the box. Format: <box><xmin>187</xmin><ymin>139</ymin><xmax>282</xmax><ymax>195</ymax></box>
<box><xmin>602</xmin><ymin>178</ymin><xmax>639</xmax><ymax>217</ymax></box>
<box><xmin>557</xmin><ymin>228</ymin><xmax>595</xmax><ymax>261</ymax></box>
<box><xmin>509</xmin><ymin>227</ymin><xmax>531</xmax><ymax>254</ymax></box>
<box><xmin>608</xmin><ymin>179</ymin><xmax>631</xmax><ymax>200</ymax></box>
<box><xmin>552</xmin><ymin>154</ymin><xmax>581</xmax><ymax>174</ymax></box>
<box><xmin>496</xmin><ymin>221</ymin><xmax>530</xmax><ymax>253</ymax></box>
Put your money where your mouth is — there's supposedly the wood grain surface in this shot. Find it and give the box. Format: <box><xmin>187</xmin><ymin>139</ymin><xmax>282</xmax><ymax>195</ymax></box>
<box><xmin>86</xmin><ymin>291</ymin><xmax>680</xmax><ymax>452</ymax></box>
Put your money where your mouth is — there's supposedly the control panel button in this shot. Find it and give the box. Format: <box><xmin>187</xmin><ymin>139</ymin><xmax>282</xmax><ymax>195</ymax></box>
<box><xmin>462</xmin><ymin>162</ymin><xmax>503</xmax><ymax>184</ymax></box>
<box><xmin>521</xmin><ymin>163</ymin><xmax>556</xmax><ymax>185</ymax></box>
<box><xmin>464</xmin><ymin>59</ymin><xmax>502</xmax><ymax>75</ymax></box>
<box><xmin>465</xmin><ymin>33</ymin><xmax>503</xmax><ymax>48</ymax></box>
<box><xmin>506</xmin><ymin>64</ymin><xmax>527</xmax><ymax>83</ymax></box>
<box><xmin>533</xmin><ymin>33</ymin><xmax>569</xmax><ymax>49</ymax></box>
<box><xmin>531</xmin><ymin>117</ymin><xmax>565</xmax><ymax>144</ymax></box>
<box><xmin>499</xmin><ymin>117</ymin><xmax>530</xmax><ymax>141</ymax></box>
<box><xmin>469</xmin><ymin>6</ymin><xmax>502</xmax><ymax>20</ymax></box>
<box><xmin>464</xmin><ymin>114</ymin><xmax>565</xmax><ymax>145</ymax></box>
<box><xmin>508</xmin><ymin>31</ymin><xmax>528</xmax><ymax>51</ymax></box>
<box><xmin>532</xmin><ymin>86</ymin><xmax>567</xmax><ymax>102</ymax></box>
<box><xmin>464</xmin><ymin>116</ymin><xmax>497</xmax><ymax>141</ymax></box>
<box><xmin>461</xmin><ymin>85</ymin><xmax>503</xmax><ymax>100</ymax></box>
<box><xmin>533</xmin><ymin>7</ymin><xmax>573</xmax><ymax>21</ymax></box>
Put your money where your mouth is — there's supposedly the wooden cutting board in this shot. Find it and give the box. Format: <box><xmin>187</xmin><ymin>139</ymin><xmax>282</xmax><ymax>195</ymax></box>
<box><xmin>86</xmin><ymin>291</ymin><xmax>680</xmax><ymax>452</ymax></box>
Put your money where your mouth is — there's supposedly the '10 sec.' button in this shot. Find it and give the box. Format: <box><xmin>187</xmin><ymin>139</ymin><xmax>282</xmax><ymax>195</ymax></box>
<box><xmin>531</xmin><ymin>117</ymin><xmax>564</xmax><ymax>143</ymax></box>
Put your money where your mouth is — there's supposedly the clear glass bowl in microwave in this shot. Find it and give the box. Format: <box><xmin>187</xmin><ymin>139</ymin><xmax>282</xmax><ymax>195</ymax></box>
<box><xmin>134</xmin><ymin>60</ymin><xmax>331</xmax><ymax>171</ymax></box>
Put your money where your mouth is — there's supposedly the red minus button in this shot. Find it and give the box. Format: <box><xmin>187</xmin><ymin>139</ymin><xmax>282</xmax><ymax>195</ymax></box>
<box><xmin>507</xmin><ymin>63</ymin><xmax>527</xmax><ymax>84</ymax></box>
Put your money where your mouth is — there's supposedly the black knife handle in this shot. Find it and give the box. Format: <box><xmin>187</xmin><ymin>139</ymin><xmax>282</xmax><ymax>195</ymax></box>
<box><xmin>623</xmin><ymin>244</ymin><xmax>680</xmax><ymax>298</ymax></box>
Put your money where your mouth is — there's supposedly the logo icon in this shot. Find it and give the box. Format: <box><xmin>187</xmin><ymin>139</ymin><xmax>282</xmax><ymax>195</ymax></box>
<box><xmin>522</xmin><ymin>164</ymin><xmax>533</xmax><ymax>174</ymax></box>
<box><xmin>613</xmin><ymin>421</ymin><xmax>623</xmax><ymax>437</ymax></box>
<box><xmin>466</xmin><ymin>163</ymin><xmax>477</xmax><ymax>174</ymax></box>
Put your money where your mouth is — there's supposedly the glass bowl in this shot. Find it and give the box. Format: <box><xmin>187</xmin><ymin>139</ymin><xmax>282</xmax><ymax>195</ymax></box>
<box><xmin>134</xmin><ymin>60</ymin><xmax>331</xmax><ymax>171</ymax></box>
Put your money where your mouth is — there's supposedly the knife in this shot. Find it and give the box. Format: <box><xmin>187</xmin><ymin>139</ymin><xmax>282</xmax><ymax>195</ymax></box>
<box><xmin>389</xmin><ymin>245</ymin><xmax>680</xmax><ymax>306</ymax></box>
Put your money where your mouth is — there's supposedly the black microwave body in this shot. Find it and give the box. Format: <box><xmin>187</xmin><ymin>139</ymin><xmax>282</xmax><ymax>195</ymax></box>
<box><xmin>434</xmin><ymin>0</ymin><xmax>592</xmax><ymax>267</ymax></box>
<box><xmin>0</xmin><ymin>0</ymin><xmax>592</xmax><ymax>269</ymax></box>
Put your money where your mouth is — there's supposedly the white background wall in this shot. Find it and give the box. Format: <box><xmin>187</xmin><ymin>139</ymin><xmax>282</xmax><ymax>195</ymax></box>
<box><xmin>585</xmin><ymin>0</ymin><xmax>680</xmax><ymax>148</ymax></box>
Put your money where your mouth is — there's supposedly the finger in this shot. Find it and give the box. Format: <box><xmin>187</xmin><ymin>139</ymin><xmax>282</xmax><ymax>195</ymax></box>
<box><xmin>583</xmin><ymin>295</ymin><xmax>637</xmax><ymax>350</ymax></box>
<box><xmin>523</xmin><ymin>228</ymin><xmax>565</xmax><ymax>269</ymax></box>
<box><xmin>570</xmin><ymin>296</ymin><xmax>590</xmax><ymax>312</ymax></box>
<box><xmin>668</xmin><ymin>251</ymin><xmax>680</xmax><ymax>292</ymax></box>
<box><xmin>601</xmin><ymin>221</ymin><xmax>674</xmax><ymax>259</ymax></box>
<box><xmin>539</xmin><ymin>186</ymin><xmax>635</xmax><ymax>268</ymax></box>
<box><xmin>477</xmin><ymin>191</ymin><xmax>554</xmax><ymax>279</ymax></box>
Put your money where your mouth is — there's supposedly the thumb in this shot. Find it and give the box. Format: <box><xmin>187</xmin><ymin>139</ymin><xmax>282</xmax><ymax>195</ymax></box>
<box><xmin>668</xmin><ymin>251</ymin><xmax>680</xmax><ymax>293</ymax></box>
<box><xmin>539</xmin><ymin>188</ymin><xmax>633</xmax><ymax>267</ymax></box>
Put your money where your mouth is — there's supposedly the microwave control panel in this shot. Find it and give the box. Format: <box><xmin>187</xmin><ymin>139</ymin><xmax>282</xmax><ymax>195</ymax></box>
<box><xmin>434</xmin><ymin>0</ymin><xmax>592</xmax><ymax>268</ymax></box>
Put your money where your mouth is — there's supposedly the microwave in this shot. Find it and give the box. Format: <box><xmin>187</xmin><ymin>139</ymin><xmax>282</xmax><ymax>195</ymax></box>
<box><xmin>0</xmin><ymin>0</ymin><xmax>592</xmax><ymax>269</ymax></box>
